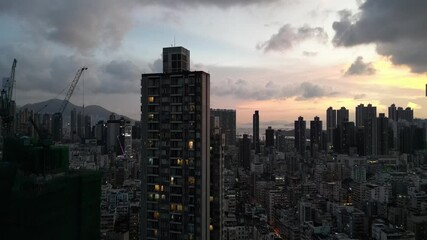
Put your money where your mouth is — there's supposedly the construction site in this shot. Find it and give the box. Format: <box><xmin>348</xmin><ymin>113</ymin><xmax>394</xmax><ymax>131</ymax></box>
<box><xmin>0</xmin><ymin>59</ymin><xmax>102</xmax><ymax>240</ymax></box>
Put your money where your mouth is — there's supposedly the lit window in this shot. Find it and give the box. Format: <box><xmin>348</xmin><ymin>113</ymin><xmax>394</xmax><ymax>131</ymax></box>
<box><xmin>188</xmin><ymin>177</ymin><xmax>195</xmax><ymax>185</ymax></box>
<box><xmin>177</xmin><ymin>204</ymin><xmax>183</xmax><ymax>211</ymax></box>
<box><xmin>148</xmin><ymin>96</ymin><xmax>155</xmax><ymax>103</ymax></box>
<box><xmin>148</xmin><ymin>114</ymin><xmax>154</xmax><ymax>120</ymax></box>
<box><xmin>154</xmin><ymin>184</ymin><xmax>161</xmax><ymax>192</ymax></box>
<box><xmin>210</xmin><ymin>196</ymin><xmax>214</xmax><ymax>202</ymax></box>
<box><xmin>177</xmin><ymin>159</ymin><xmax>183</xmax><ymax>166</ymax></box>
<box><xmin>188</xmin><ymin>141</ymin><xmax>194</xmax><ymax>150</ymax></box>
<box><xmin>153</xmin><ymin>211</ymin><xmax>160</xmax><ymax>219</ymax></box>
<box><xmin>148</xmin><ymin>157</ymin><xmax>154</xmax><ymax>165</ymax></box>
<box><xmin>209</xmin><ymin>225</ymin><xmax>213</xmax><ymax>231</ymax></box>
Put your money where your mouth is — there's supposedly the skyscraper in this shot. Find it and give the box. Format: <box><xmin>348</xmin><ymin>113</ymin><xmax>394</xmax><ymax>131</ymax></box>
<box><xmin>333</xmin><ymin>120</ymin><xmax>355</xmax><ymax>154</ymax></box>
<box><xmin>294</xmin><ymin>116</ymin><xmax>306</xmax><ymax>156</ymax></box>
<box><xmin>253</xmin><ymin>110</ymin><xmax>260</xmax><ymax>154</ymax></box>
<box><xmin>376</xmin><ymin>113</ymin><xmax>389</xmax><ymax>155</ymax></box>
<box><xmin>141</xmin><ymin>46</ymin><xmax>211</xmax><ymax>239</ymax></box>
<box><xmin>210</xmin><ymin>109</ymin><xmax>236</xmax><ymax>146</ymax></box>
<box><xmin>337</xmin><ymin>107</ymin><xmax>349</xmax><ymax>126</ymax></box>
<box><xmin>310</xmin><ymin>116</ymin><xmax>322</xmax><ymax>157</ymax></box>
<box><xmin>265</xmin><ymin>126</ymin><xmax>275</xmax><ymax>148</ymax></box>
<box><xmin>356</xmin><ymin>104</ymin><xmax>377</xmax><ymax>155</ymax></box>
<box><xmin>326</xmin><ymin>107</ymin><xmax>337</xmax><ymax>146</ymax></box>
<box><xmin>239</xmin><ymin>134</ymin><xmax>251</xmax><ymax>170</ymax></box>
<box><xmin>388</xmin><ymin>104</ymin><xmax>397</xmax><ymax>122</ymax></box>
<box><xmin>397</xmin><ymin>107</ymin><xmax>414</xmax><ymax>122</ymax></box>
<box><xmin>210</xmin><ymin>116</ymin><xmax>223</xmax><ymax>240</ymax></box>
<box><xmin>355</xmin><ymin>103</ymin><xmax>377</xmax><ymax>127</ymax></box>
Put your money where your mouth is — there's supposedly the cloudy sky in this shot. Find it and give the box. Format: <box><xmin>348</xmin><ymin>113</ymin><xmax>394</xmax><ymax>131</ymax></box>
<box><xmin>1</xmin><ymin>0</ymin><xmax>426</xmax><ymax>128</ymax></box>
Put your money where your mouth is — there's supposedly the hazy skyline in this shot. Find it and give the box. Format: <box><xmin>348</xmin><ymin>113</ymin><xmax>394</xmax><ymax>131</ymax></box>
<box><xmin>1</xmin><ymin>0</ymin><xmax>426</xmax><ymax>127</ymax></box>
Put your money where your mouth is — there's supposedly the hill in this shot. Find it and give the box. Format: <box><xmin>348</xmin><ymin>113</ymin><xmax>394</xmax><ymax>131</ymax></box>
<box><xmin>20</xmin><ymin>99</ymin><xmax>135</xmax><ymax>123</ymax></box>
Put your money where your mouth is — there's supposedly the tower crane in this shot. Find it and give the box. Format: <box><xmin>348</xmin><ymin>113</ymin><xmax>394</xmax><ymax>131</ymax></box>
<box><xmin>52</xmin><ymin>67</ymin><xmax>87</xmax><ymax>142</ymax></box>
<box><xmin>0</xmin><ymin>59</ymin><xmax>17</xmax><ymax>137</ymax></box>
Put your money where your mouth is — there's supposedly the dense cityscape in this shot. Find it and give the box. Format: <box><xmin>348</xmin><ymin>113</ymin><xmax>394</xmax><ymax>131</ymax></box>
<box><xmin>1</xmin><ymin>46</ymin><xmax>427</xmax><ymax>240</ymax></box>
<box><xmin>2</xmin><ymin>1</ymin><xmax>427</xmax><ymax>240</ymax></box>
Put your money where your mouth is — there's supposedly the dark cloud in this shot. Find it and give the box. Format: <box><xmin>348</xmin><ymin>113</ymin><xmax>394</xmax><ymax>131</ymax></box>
<box><xmin>0</xmin><ymin>42</ymin><xmax>142</xmax><ymax>100</ymax></box>
<box><xmin>354</xmin><ymin>94</ymin><xmax>366</xmax><ymax>100</ymax></box>
<box><xmin>257</xmin><ymin>24</ymin><xmax>328</xmax><ymax>52</ymax></box>
<box><xmin>332</xmin><ymin>0</ymin><xmax>427</xmax><ymax>73</ymax></box>
<box><xmin>0</xmin><ymin>0</ymin><xmax>136</xmax><ymax>53</ymax></box>
<box><xmin>0</xmin><ymin>44</ymin><xmax>76</xmax><ymax>94</ymax></box>
<box><xmin>94</xmin><ymin>60</ymin><xmax>141</xmax><ymax>94</ymax></box>
<box><xmin>0</xmin><ymin>0</ymin><xmax>286</xmax><ymax>52</ymax></box>
<box><xmin>302</xmin><ymin>51</ymin><xmax>318</xmax><ymax>57</ymax></box>
<box><xmin>105</xmin><ymin>60</ymin><xmax>139</xmax><ymax>81</ymax></box>
<box><xmin>212</xmin><ymin>78</ymin><xmax>337</xmax><ymax>101</ymax></box>
<box><xmin>147</xmin><ymin>0</ymin><xmax>281</xmax><ymax>8</ymax></box>
<box><xmin>345</xmin><ymin>56</ymin><xmax>375</xmax><ymax>76</ymax></box>
<box><xmin>295</xmin><ymin>82</ymin><xmax>337</xmax><ymax>100</ymax></box>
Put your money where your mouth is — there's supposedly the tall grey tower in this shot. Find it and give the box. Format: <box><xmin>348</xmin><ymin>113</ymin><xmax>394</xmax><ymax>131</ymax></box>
<box><xmin>253</xmin><ymin>110</ymin><xmax>260</xmax><ymax>154</ymax></box>
<box><xmin>141</xmin><ymin>47</ymin><xmax>211</xmax><ymax>240</ymax></box>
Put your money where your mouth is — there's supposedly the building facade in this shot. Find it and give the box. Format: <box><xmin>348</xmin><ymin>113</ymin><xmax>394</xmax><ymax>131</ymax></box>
<box><xmin>210</xmin><ymin>109</ymin><xmax>236</xmax><ymax>146</ymax></box>
<box><xmin>253</xmin><ymin>110</ymin><xmax>260</xmax><ymax>154</ymax></box>
<box><xmin>141</xmin><ymin>47</ymin><xmax>211</xmax><ymax>240</ymax></box>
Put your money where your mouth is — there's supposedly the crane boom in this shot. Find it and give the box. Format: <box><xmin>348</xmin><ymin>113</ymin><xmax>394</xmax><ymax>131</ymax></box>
<box><xmin>7</xmin><ymin>59</ymin><xmax>17</xmax><ymax>103</ymax></box>
<box><xmin>1</xmin><ymin>59</ymin><xmax>17</xmax><ymax>137</ymax></box>
<box><xmin>58</xmin><ymin>67</ymin><xmax>87</xmax><ymax>114</ymax></box>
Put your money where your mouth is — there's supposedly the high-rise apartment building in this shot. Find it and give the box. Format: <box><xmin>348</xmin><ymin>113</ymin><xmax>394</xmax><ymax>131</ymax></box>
<box><xmin>211</xmin><ymin>109</ymin><xmax>236</xmax><ymax>146</ymax></box>
<box><xmin>294</xmin><ymin>116</ymin><xmax>306</xmax><ymax>156</ymax></box>
<box><xmin>310</xmin><ymin>116</ymin><xmax>322</xmax><ymax>157</ymax></box>
<box><xmin>337</xmin><ymin>107</ymin><xmax>349</xmax><ymax>126</ymax></box>
<box><xmin>141</xmin><ymin>46</ymin><xmax>211</xmax><ymax>239</ymax></box>
<box><xmin>239</xmin><ymin>134</ymin><xmax>252</xmax><ymax>170</ymax></box>
<box><xmin>355</xmin><ymin>103</ymin><xmax>377</xmax><ymax>127</ymax></box>
<box><xmin>388</xmin><ymin>104</ymin><xmax>397</xmax><ymax>122</ymax></box>
<box><xmin>326</xmin><ymin>107</ymin><xmax>337</xmax><ymax>146</ymax></box>
<box><xmin>253</xmin><ymin>110</ymin><xmax>260</xmax><ymax>154</ymax></box>
<box><xmin>388</xmin><ymin>104</ymin><xmax>413</xmax><ymax>122</ymax></box>
<box><xmin>376</xmin><ymin>113</ymin><xmax>389</xmax><ymax>155</ymax></box>
<box><xmin>265</xmin><ymin>126</ymin><xmax>275</xmax><ymax>148</ymax></box>
<box><xmin>210</xmin><ymin>116</ymin><xmax>223</xmax><ymax>240</ymax></box>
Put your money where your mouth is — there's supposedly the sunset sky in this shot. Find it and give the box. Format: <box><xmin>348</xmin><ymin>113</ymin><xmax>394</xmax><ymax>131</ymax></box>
<box><xmin>1</xmin><ymin>0</ymin><xmax>426</xmax><ymax>128</ymax></box>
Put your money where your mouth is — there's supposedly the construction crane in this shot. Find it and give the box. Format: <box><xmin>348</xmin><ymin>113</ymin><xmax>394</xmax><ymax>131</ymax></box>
<box><xmin>0</xmin><ymin>59</ymin><xmax>17</xmax><ymax>137</ymax></box>
<box><xmin>52</xmin><ymin>67</ymin><xmax>87</xmax><ymax>142</ymax></box>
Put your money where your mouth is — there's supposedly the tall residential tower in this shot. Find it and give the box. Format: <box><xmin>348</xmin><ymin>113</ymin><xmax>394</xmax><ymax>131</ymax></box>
<box><xmin>253</xmin><ymin>110</ymin><xmax>260</xmax><ymax>154</ymax></box>
<box><xmin>141</xmin><ymin>47</ymin><xmax>211</xmax><ymax>240</ymax></box>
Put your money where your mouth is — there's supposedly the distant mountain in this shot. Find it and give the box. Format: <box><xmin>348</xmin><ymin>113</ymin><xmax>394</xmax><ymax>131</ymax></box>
<box><xmin>20</xmin><ymin>99</ymin><xmax>135</xmax><ymax>123</ymax></box>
